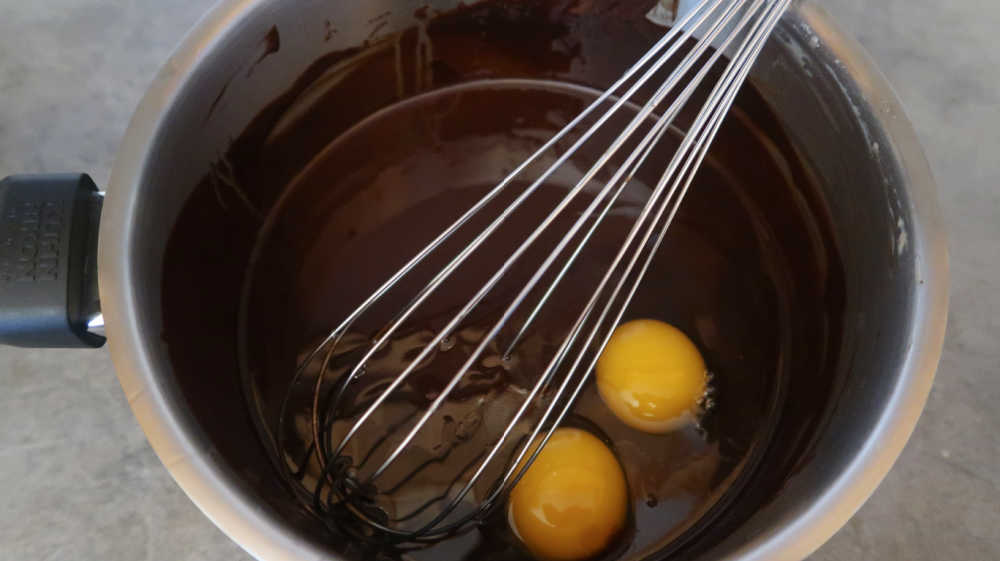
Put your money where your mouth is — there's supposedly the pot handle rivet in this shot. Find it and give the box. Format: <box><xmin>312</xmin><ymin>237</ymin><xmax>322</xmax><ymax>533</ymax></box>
<box><xmin>0</xmin><ymin>173</ymin><xmax>105</xmax><ymax>348</ymax></box>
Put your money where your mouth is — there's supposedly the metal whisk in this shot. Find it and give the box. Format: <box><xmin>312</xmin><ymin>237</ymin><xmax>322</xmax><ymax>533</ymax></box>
<box><xmin>277</xmin><ymin>0</ymin><xmax>792</xmax><ymax>544</ymax></box>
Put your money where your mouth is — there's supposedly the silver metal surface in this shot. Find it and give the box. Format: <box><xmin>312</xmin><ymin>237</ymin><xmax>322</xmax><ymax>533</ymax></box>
<box><xmin>85</xmin><ymin>314</ymin><xmax>105</xmax><ymax>338</ymax></box>
<box><xmin>98</xmin><ymin>0</ymin><xmax>947</xmax><ymax>559</ymax></box>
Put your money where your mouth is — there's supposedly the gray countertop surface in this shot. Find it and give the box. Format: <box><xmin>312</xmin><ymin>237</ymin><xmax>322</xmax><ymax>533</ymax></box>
<box><xmin>1</xmin><ymin>0</ymin><xmax>997</xmax><ymax>559</ymax></box>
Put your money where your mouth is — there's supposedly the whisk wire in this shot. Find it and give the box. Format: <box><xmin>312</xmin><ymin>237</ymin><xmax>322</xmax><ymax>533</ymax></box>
<box><xmin>323</xmin><ymin>0</ymin><xmax>739</xmax><ymax>469</ymax></box>
<box><xmin>387</xmin><ymin>0</ymin><xmax>777</xmax><ymax>531</ymax></box>
<box><xmin>277</xmin><ymin>0</ymin><xmax>794</xmax><ymax>543</ymax></box>
<box><xmin>501</xmin><ymin>0</ymin><xmax>795</xmax><ymax>506</ymax></box>
<box><xmin>298</xmin><ymin>0</ymin><xmax>726</xmax><ymax>380</ymax></box>
<box><xmin>501</xmin><ymin>0</ymin><xmax>765</xmax><ymax>356</ymax></box>
<box><xmin>494</xmin><ymin>0</ymin><xmax>783</xmax><ymax>504</ymax></box>
<box><xmin>276</xmin><ymin>0</ymin><xmax>731</xmax><ymax>484</ymax></box>
<box><xmin>346</xmin><ymin>0</ymin><xmax>752</xmax><ymax>483</ymax></box>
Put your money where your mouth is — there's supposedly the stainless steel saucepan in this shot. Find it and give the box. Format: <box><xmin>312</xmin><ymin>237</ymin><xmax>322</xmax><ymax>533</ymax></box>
<box><xmin>0</xmin><ymin>1</ymin><xmax>947</xmax><ymax>560</ymax></box>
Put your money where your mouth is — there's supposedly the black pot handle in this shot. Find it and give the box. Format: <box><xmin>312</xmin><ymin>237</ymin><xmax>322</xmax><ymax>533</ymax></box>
<box><xmin>0</xmin><ymin>174</ymin><xmax>105</xmax><ymax>348</ymax></box>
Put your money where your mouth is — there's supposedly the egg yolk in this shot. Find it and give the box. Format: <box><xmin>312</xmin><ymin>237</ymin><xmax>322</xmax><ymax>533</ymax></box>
<box><xmin>508</xmin><ymin>427</ymin><xmax>628</xmax><ymax>561</ymax></box>
<box><xmin>596</xmin><ymin>319</ymin><xmax>707</xmax><ymax>433</ymax></box>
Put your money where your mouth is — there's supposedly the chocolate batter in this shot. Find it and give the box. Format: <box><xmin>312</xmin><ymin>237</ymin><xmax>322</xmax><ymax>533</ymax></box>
<box><xmin>161</xmin><ymin>2</ymin><xmax>846</xmax><ymax>560</ymax></box>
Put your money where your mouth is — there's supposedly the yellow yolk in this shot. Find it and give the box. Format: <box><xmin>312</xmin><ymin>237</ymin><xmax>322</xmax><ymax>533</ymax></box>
<box><xmin>508</xmin><ymin>427</ymin><xmax>628</xmax><ymax>561</ymax></box>
<box><xmin>596</xmin><ymin>319</ymin><xmax>707</xmax><ymax>433</ymax></box>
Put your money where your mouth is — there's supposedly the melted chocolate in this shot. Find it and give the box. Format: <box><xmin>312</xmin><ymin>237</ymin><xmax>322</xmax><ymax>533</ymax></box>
<box><xmin>161</xmin><ymin>2</ymin><xmax>845</xmax><ymax>560</ymax></box>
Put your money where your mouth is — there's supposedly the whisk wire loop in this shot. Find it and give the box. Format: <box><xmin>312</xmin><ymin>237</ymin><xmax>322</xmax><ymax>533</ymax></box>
<box><xmin>274</xmin><ymin>0</ymin><xmax>794</xmax><ymax>542</ymax></box>
<box><xmin>499</xmin><ymin>0</ymin><xmax>795</xmax><ymax>506</ymax></box>
<box><xmin>379</xmin><ymin>0</ymin><xmax>776</xmax><ymax>533</ymax></box>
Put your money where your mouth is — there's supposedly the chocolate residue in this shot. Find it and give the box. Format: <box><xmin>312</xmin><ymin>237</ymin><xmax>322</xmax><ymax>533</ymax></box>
<box><xmin>366</xmin><ymin>20</ymin><xmax>389</xmax><ymax>42</ymax></box>
<box><xmin>247</xmin><ymin>25</ymin><xmax>281</xmax><ymax>77</ymax></box>
<box><xmin>207</xmin><ymin>25</ymin><xmax>283</xmax><ymax>119</ymax></box>
<box><xmin>368</xmin><ymin>10</ymin><xmax>392</xmax><ymax>24</ymax></box>
<box><xmin>205</xmin><ymin>77</ymin><xmax>232</xmax><ymax>122</ymax></box>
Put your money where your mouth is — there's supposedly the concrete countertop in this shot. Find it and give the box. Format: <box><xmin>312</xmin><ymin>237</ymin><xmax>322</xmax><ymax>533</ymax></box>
<box><xmin>1</xmin><ymin>0</ymin><xmax>996</xmax><ymax>559</ymax></box>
